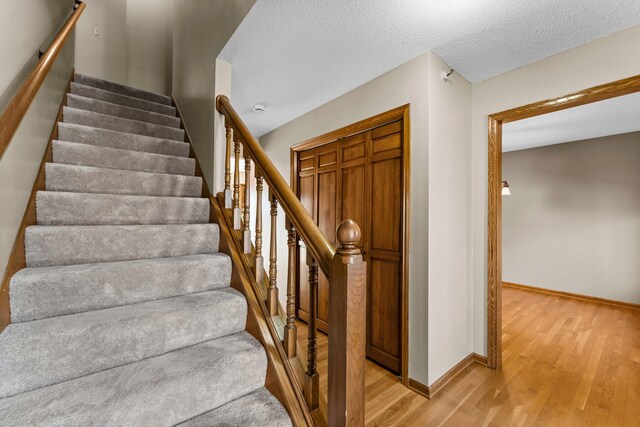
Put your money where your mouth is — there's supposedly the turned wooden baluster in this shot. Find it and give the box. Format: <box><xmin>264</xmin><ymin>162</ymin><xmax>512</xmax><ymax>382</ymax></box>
<box><xmin>305</xmin><ymin>254</ymin><xmax>319</xmax><ymax>410</ymax></box>
<box><xmin>283</xmin><ymin>223</ymin><xmax>297</xmax><ymax>358</ymax></box>
<box><xmin>328</xmin><ymin>219</ymin><xmax>366</xmax><ymax>427</ymax></box>
<box><xmin>232</xmin><ymin>138</ymin><xmax>241</xmax><ymax>229</ymax></box>
<box><xmin>266</xmin><ymin>193</ymin><xmax>279</xmax><ymax>316</ymax></box>
<box><xmin>254</xmin><ymin>173</ymin><xmax>264</xmax><ymax>282</ymax></box>
<box><xmin>242</xmin><ymin>156</ymin><xmax>252</xmax><ymax>253</ymax></box>
<box><xmin>224</xmin><ymin>123</ymin><xmax>232</xmax><ymax>209</ymax></box>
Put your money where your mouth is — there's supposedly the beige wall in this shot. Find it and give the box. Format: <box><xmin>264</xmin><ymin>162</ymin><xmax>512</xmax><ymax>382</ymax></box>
<box><xmin>260</xmin><ymin>52</ymin><xmax>473</xmax><ymax>385</ymax></box>
<box><xmin>172</xmin><ymin>0</ymin><xmax>255</xmax><ymax>190</ymax></box>
<box><xmin>471</xmin><ymin>25</ymin><xmax>640</xmax><ymax>355</ymax></box>
<box><xmin>125</xmin><ymin>0</ymin><xmax>173</xmax><ymax>95</ymax></box>
<box><xmin>502</xmin><ymin>133</ymin><xmax>640</xmax><ymax>303</ymax></box>
<box><xmin>75</xmin><ymin>0</ymin><xmax>127</xmax><ymax>84</ymax></box>
<box><xmin>0</xmin><ymin>0</ymin><xmax>76</xmax><ymax>280</ymax></box>
<box><xmin>75</xmin><ymin>0</ymin><xmax>173</xmax><ymax>95</ymax></box>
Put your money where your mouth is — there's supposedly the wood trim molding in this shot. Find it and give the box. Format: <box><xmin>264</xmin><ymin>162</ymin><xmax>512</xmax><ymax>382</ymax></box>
<box><xmin>503</xmin><ymin>282</ymin><xmax>640</xmax><ymax>310</ymax></box>
<box><xmin>486</xmin><ymin>74</ymin><xmax>640</xmax><ymax>370</ymax></box>
<box><xmin>290</xmin><ymin>104</ymin><xmax>411</xmax><ymax>384</ymax></box>
<box><xmin>292</xmin><ymin>104</ymin><xmax>409</xmax><ymax>151</ymax></box>
<box><xmin>0</xmin><ymin>70</ymin><xmax>74</xmax><ymax>333</ymax></box>
<box><xmin>408</xmin><ymin>352</ymin><xmax>487</xmax><ymax>399</ymax></box>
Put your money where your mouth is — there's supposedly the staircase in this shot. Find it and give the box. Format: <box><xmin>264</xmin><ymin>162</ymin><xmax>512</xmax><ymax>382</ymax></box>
<box><xmin>0</xmin><ymin>74</ymin><xmax>293</xmax><ymax>426</ymax></box>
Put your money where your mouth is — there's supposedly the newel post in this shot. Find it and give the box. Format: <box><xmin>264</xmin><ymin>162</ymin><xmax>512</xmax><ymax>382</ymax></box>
<box><xmin>328</xmin><ymin>219</ymin><xmax>366</xmax><ymax>427</ymax></box>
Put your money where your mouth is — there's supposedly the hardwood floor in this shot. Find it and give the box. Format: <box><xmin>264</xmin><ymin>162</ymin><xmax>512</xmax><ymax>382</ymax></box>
<box><xmin>297</xmin><ymin>286</ymin><xmax>640</xmax><ymax>425</ymax></box>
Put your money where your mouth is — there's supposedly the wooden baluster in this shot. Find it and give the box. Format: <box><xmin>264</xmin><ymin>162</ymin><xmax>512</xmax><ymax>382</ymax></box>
<box><xmin>233</xmin><ymin>138</ymin><xmax>241</xmax><ymax>229</ymax></box>
<box><xmin>305</xmin><ymin>254</ymin><xmax>319</xmax><ymax>410</ymax></box>
<box><xmin>224</xmin><ymin>123</ymin><xmax>232</xmax><ymax>209</ymax></box>
<box><xmin>283</xmin><ymin>223</ymin><xmax>297</xmax><ymax>358</ymax></box>
<box><xmin>328</xmin><ymin>219</ymin><xmax>366</xmax><ymax>427</ymax></box>
<box><xmin>254</xmin><ymin>173</ymin><xmax>264</xmax><ymax>282</ymax></box>
<box><xmin>266</xmin><ymin>193</ymin><xmax>279</xmax><ymax>316</ymax></box>
<box><xmin>242</xmin><ymin>156</ymin><xmax>252</xmax><ymax>253</ymax></box>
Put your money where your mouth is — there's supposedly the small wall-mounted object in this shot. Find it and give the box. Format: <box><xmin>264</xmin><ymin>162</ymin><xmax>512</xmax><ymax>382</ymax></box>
<box><xmin>502</xmin><ymin>180</ymin><xmax>511</xmax><ymax>196</ymax></box>
<box><xmin>93</xmin><ymin>26</ymin><xmax>99</xmax><ymax>36</ymax></box>
<box><xmin>252</xmin><ymin>104</ymin><xmax>265</xmax><ymax>113</ymax></box>
<box><xmin>441</xmin><ymin>68</ymin><xmax>454</xmax><ymax>82</ymax></box>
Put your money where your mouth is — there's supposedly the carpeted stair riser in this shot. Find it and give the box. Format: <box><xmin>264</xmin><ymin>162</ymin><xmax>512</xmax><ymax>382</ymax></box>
<box><xmin>36</xmin><ymin>192</ymin><xmax>209</xmax><ymax>226</ymax></box>
<box><xmin>67</xmin><ymin>94</ymin><xmax>181</xmax><ymax>128</ymax></box>
<box><xmin>178</xmin><ymin>388</ymin><xmax>293</xmax><ymax>427</ymax></box>
<box><xmin>0</xmin><ymin>332</ymin><xmax>266</xmax><ymax>426</ymax></box>
<box><xmin>10</xmin><ymin>254</ymin><xmax>232</xmax><ymax>323</ymax></box>
<box><xmin>74</xmin><ymin>73</ymin><xmax>173</xmax><ymax>106</ymax></box>
<box><xmin>0</xmin><ymin>289</ymin><xmax>247</xmax><ymax>398</ymax></box>
<box><xmin>53</xmin><ymin>140</ymin><xmax>195</xmax><ymax>176</ymax></box>
<box><xmin>63</xmin><ymin>107</ymin><xmax>185</xmax><ymax>141</ymax></box>
<box><xmin>58</xmin><ymin>123</ymin><xmax>190</xmax><ymax>157</ymax></box>
<box><xmin>45</xmin><ymin>163</ymin><xmax>202</xmax><ymax>197</ymax></box>
<box><xmin>25</xmin><ymin>223</ymin><xmax>220</xmax><ymax>267</ymax></box>
<box><xmin>70</xmin><ymin>82</ymin><xmax>177</xmax><ymax>116</ymax></box>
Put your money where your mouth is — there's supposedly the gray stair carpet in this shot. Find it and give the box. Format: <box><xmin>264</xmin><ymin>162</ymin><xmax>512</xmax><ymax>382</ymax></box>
<box><xmin>67</xmin><ymin>93</ymin><xmax>181</xmax><ymax>128</ymax></box>
<box><xmin>71</xmin><ymin>82</ymin><xmax>177</xmax><ymax>116</ymax></box>
<box><xmin>53</xmin><ymin>140</ymin><xmax>196</xmax><ymax>175</ymax></box>
<box><xmin>58</xmin><ymin>122</ymin><xmax>190</xmax><ymax>157</ymax></box>
<box><xmin>0</xmin><ymin>74</ymin><xmax>291</xmax><ymax>426</ymax></box>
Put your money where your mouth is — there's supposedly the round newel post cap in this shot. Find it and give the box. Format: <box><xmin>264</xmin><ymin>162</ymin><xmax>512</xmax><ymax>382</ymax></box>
<box><xmin>336</xmin><ymin>219</ymin><xmax>361</xmax><ymax>255</ymax></box>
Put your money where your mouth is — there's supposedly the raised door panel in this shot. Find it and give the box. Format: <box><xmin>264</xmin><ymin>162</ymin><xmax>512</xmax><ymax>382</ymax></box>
<box><xmin>296</xmin><ymin>170</ymin><xmax>315</xmax><ymax>319</ymax></box>
<box><xmin>370</xmin><ymin>157</ymin><xmax>402</xmax><ymax>252</ymax></box>
<box><xmin>316</xmin><ymin>167</ymin><xmax>336</xmax><ymax>329</ymax></box>
<box><xmin>341</xmin><ymin>164</ymin><xmax>366</xmax><ymax>248</ymax></box>
<box><xmin>367</xmin><ymin>258</ymin><xmax>402</xmax><ymax>372</ymax></box>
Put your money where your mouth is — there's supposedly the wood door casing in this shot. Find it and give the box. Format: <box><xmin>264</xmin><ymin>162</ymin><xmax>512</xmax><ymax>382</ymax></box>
<box><xmin>294</xmin><ymin>119</ymin><xmax>405</xmax><ymax>374</ymax></box>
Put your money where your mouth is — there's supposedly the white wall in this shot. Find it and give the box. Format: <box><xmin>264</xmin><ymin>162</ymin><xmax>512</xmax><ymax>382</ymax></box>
<box><xmin>0</xmin><ymin>0</ymin><xmax>76</xmax><ymax>281</ymax></box>
<box><xmin>260</xmin><ymin>52</ymin><xmax>473</xmax><ymax>385</ymax></box>
<box><xmin>426</xmin><ymin>53</ymin><xmax>473</xmax><ymax>382</ymax></box>
<box><xmin>75</xmin><ymin>0</ymin><xmax>173</xmax><ymax>95</ymax></box>
<box><xmin>471</xmin><ymin>25</ymin><xmax>640</xmax><ymax>355</ymax></box>
<box><xmin>502</xmin><ymin>133</ymin><xmax>640</xmax><ymax>303</ymax></box>
<box><xmin>172</xmin><ymin>0</ymin><xmax>255</xmax><ymax>190</ymax></box>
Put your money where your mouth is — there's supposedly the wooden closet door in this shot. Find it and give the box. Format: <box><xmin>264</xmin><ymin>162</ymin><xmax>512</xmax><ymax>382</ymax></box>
<box><xmin>366</xmin><ymin>121</ymin><xmax>403</xmax><ymax>373</ymax></box>
<box><xmin>296</xmin><ymin>149</ymin><xmax>315</xmax><ymax>323</ymax></box>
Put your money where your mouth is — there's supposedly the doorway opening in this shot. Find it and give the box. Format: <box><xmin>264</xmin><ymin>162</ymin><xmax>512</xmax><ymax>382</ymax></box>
<box><xmin>486</xmin><ymin>75</ymin><xmax>640</xmax><ymax>369</ymax></box>
<box><xmin>290</xmin><ymin>105</ymin><xmax>410</xmax><ymax>381</ymax></box>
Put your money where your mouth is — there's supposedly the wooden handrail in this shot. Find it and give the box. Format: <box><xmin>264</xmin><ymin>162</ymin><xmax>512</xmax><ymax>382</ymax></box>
<box><xmin>0</xmin><ymin>1</ymin><xmax>86</xmax><ymax>160</ymax></box>
<box><xmin>216</xmin><ymin>95</ymin><xmax>336</xmax><ymax>275</ymax></box>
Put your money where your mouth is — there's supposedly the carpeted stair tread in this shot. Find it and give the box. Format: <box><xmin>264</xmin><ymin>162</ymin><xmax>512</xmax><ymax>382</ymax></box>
<box><xmin>58</xmin><ymin>122</ymin><xmax>190</xmax><ymax>157</ymax></box>
<box><xmin>71</xmin><ymin>82</ymin><xmax>177</xmax><ymax>116</ymax></box>
<box><xmin>53</xmin><ymin>140</ymin><xmax>195</xmax><ymax>175</ymax></box>
<box><xmin>10</xmin><ymin>253</ymin><xmax>232</xmax><ymax>323</ymax></box>
<box><xmin>74</xmin><ymin>73</ymin><xmax>173</xmax><ymax>106</ymax></box>
<box><xmin>178</xmin><ymin>388</ymin><xmax>293</xmax><ymax>427</ymax></box>
<box><xmin>0</xmin><ymin>288</ymin><xmax>247</xmax><ymax>398</ymax></box>
<box><xmin>0</xmin><ymin>332</ymin><xmax>266</xmax><ymax>426</ymax></box>
<box><xmin>25</xmin><ymin>223</ymin><xmax>219</xmax><ymax>267</ymax></box>
<box><xmin>63</xmin><ymin>106</ymin><xmax>184</xmax><ymax>141</ymax></box>
<box><xmin>67</xmin><ymin>93</ymin><xmax>181</xmax><ymax>128</ymax></box>
<box><xmin>36</xmin><ymin>191</ymin><xmax>209</xmax><ymax>225</ymax></box>
<box><xmin>45</xmin><ymin>163</ymin><xmax>202</xmax><ymax>197</ymax></box>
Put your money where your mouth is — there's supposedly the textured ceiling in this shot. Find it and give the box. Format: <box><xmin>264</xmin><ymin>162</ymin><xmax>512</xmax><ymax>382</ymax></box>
<box><xmin>503</xmin><ymin>91</ymin><xmax>640</xmax><ymax>152</ymax></box>
<box><xmin>219</xmin><ymin>0</ymin><xmax>640</xmax><ymax>137</ymax></box>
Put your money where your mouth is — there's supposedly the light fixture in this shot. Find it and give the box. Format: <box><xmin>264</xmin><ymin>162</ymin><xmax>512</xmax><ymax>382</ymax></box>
<box><xmin>502</xmin><ymin>180</ymin><xmax>511</xmax><ymax>196</ymax></box>
<box><xmin>251</xmin><ymin>104</ymin><xmax>265</xmax><ymax>113</ymax></box>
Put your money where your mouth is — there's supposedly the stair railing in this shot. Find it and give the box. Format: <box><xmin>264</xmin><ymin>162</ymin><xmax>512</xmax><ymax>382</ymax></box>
<box><xmin>216</xmin><ymin>95</ymin><xmax>366</xmax><ymax>426</ymax></box>
<box><xmin>0</xmin><ymin>0</ymin><xmax>86</xmax><ymax>161</ymax></box>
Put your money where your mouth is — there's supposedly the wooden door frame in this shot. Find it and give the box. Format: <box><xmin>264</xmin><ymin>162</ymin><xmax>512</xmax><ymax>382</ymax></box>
<box><xmin>290</xmin><ymin>104</ymin><xmax>411</xmax><ymax>384</ymax></box>
<box><xmin>486</xmin><ymin>75</ymin><xmax>640</xmax><ymax>369</ymax></box>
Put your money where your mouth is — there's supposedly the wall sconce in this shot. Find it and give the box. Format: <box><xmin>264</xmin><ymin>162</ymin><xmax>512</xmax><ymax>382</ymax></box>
<box><xmin>502</xmin><ymin>180</ymin><xmax>511</xmax><ymax>196</ymax></box>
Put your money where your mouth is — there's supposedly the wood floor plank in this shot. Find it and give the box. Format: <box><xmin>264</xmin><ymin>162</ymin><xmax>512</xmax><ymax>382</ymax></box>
<box><xmin>297</xmin><ymin>286</ymin><xmax>640</xmax><ymax>425</ymax></box>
